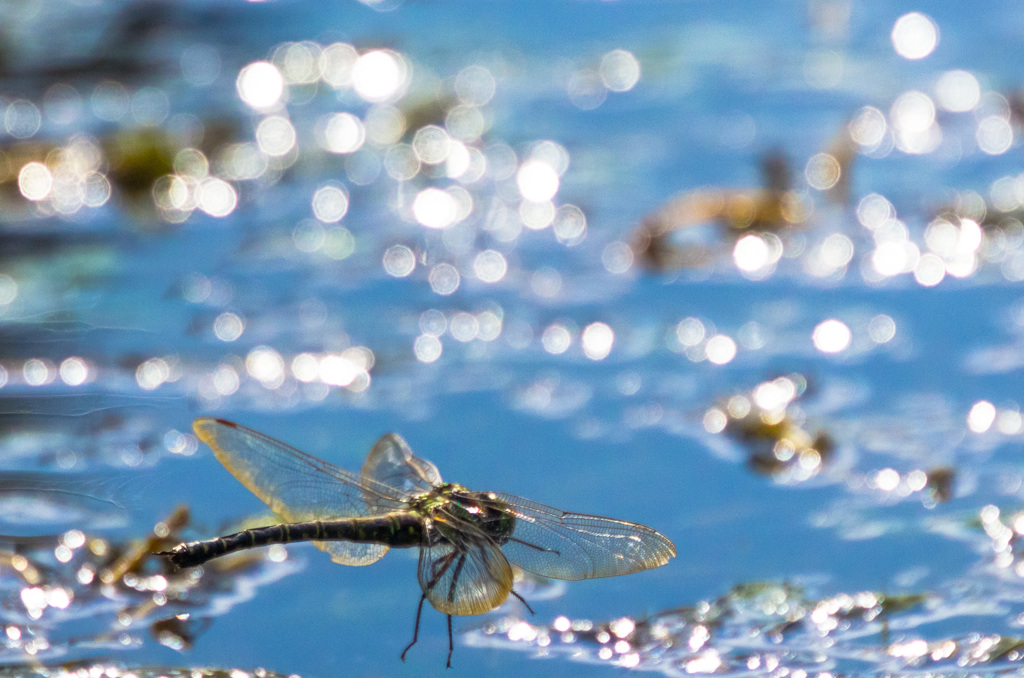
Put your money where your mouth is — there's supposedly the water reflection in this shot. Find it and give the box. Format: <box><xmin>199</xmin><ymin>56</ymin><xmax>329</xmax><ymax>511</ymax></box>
<box><xmin>0</xmin><ymin>503</ymin><xmax>300</xmax><ymax>664</ymax></box>
<box><xmin>467</xmin><ymin>581</ymin><xmax>1024</xmax><ymax>675</ymax></box>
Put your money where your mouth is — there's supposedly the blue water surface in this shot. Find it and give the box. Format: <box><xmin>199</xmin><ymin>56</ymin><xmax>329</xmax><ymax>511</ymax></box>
<box><xmin>3</xmin><ymin>1</ymin><xmax>1024</xmax><ymax>676</ymax></box>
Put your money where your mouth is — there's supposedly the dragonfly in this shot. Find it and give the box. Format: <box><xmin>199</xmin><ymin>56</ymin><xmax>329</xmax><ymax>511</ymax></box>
<box><xmin>159</xmin><ymin>418</ymin><xmax>676</xmax><ymax>667</ymax></box>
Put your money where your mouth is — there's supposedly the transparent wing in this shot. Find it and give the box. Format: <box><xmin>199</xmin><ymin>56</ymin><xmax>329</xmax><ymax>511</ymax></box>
<box><xmin>361</xmin><ymin>433</ymin><xmax>442</xmax><ymax>504</ymax></box>
<box><xmin>491</xmin><ymin>493</ymin><xmax>677</xmax><ymax>581</ymax></box>
<box><xmin>193</xmin><ymin>418</ymin><xmax>412</xmax><ymax>566</ymax></box>
<box><xmin>417</xmin><ymin>517</ymin><xmax>513</xmax><ymax>616</ymax></box>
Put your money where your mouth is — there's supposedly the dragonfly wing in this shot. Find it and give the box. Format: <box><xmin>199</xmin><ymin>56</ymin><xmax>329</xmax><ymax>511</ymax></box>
<box><xmin>193</xmin><ymin>418</ymin><xmax>404</xmax><ymax>566</ymax></box>
<box><xmin>492</xmin><ymin>493</ymin><xmax>677</xmax><ymax>581</ymax></box>
<box><xmin>416</xmin><ymin>517</ymin><xmax>513</xmax><ymax>616</ymax></box>
<box><xmin>361</xmin><ymin>433</ymin><xmax>442</xmax><ymax>501</ymax></box>
<box><xmin>314</xmin><ymin>541</ymin><xmax>388</xmax><ymax>566</ymax></box>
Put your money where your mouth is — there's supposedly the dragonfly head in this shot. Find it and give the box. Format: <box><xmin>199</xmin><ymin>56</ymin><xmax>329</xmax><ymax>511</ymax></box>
<box><xmin>437</xmin><ymin>485</ymin><xmax>516</xmax><ymax>545</ymax></box>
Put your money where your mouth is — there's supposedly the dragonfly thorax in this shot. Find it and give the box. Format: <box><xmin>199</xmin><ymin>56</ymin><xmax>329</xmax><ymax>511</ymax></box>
<box><xmin>410</xmin><ymin>483</ymin><xmax>516</xmax><ymax>545</ymax></box>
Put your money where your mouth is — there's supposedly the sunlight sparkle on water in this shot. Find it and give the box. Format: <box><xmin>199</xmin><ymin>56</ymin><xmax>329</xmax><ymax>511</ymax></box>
<box><xmin>237</xmin><ymin>62</ymin><xmax>285</xmax><ymax>110</ymax></box>
<box><xmin>602</xmin><ymin>242</ymin><xmax>633</xmax><ymax>274</ymax></box>
<box><xmin>733</xmin><ymin>234</ymin><xmax>779</xmax><ymax>273</ymax></box>
<box><xmin>256</xmin><ymin>116</ymin><xmax>297</xmax><ymax>157</ymax></box>
<box><xmin>322</xmin><ymin>112</ymin><xmax>365</xmax><ymax>153</ymax></box>
<box><xmin>412</xmin><ymin>125</ymin><xmax>451</xmax><ymax>165</ymax></box>
<box><xmin>968</xmin><ymin>400</ymin><xmax>997</xmax><ymax>433</ymax></box>
<box><xmin>705</xmin><ymin>335</ymin><xmax>737</xmax><ymax>365</ymax></box>
<box><xmin>517</xmin><ymin>160</ymin><xmax>560</xmax><ymax>202</ymax></box>
<box><xmin>320</xmin><ymin>43</ymin><xmax>358</xmax><ymax>88</ymax></box>
<box><xmin>582</xmin><ymin>322</ymin><xmax>614</xmax><ymax>360</ymax></box>
<box><xmin>352</xmin><ymin>50</ymin><xmax>406</xmax><ymax>102</ymax></box>
<box><xmin>18</xmin><ymin>162</ymin><xmax>53</xmax><ymax>201</ymax></box>
<box><xmin>312</xmin><ymin>185</ymin><xmax>349</xmax><ymax>223</ymax></box>
<box><xmin>197</xmin><ymin>178</ymin><xmax>238</xmax><ymax>217</ymax></box>
<box><xmin>474</xmin><ymin>250</ymin><xmax>507</xmax><ymax>283</ymax></box>
<box><xmin>542</xmin><ymin>323</ymin><xmax>572</xmax><ymax>355</ymax></box>
<box><xmin>23</xmin><ymin>359</ymin><xmax>53</xmax><ymax>386</ymax></box>
<box><xmin>246</xmin><ymin>347</ymin><xmax>285</xmax><ymax>388</ymax></box>
<box><xmin>212</xmin><ymin>365</ymin><xmax>240</xmax><ymax>396</ymax></box>
<box><xmin>805</xmin><ymin>153</ymin><xmax>841</xmax><ymax>191</ymax></box>
<box><xmin>848</xmin><ymin>106</ymin><xmax>887</xmax><ymax>149</ymax></box>
<box><xmin>703</xmin><ymin>408</ymin><xmax>728</xmax><ymax>434</ymax></box>
<box><xmin>383</xmin><ymin>245</ymin><xmax>416</xmax><ymax>277</ymax></box>
<box><xmin>977</xmin><ymin>116</ymin><xmax>1013</xmax><ymax>155</ymax></box>
<box><xmin>136</xmin><ymin>358</ymin><xmax>170</xmax><ymax>390</ymax></box>
<box><xmin>59</xmin><ymin>357</ymin><xmax>88</xmax><ymax>386</ymax></box>
<box><xmin>414</xmin><ymin>188</ymin><xmax>457</xmax><ymax>229</ymax></box>
<box><xmin>891</xmin><ymin>12</ymin><xmax>938</xmax><ymax>60</ymax></box>
<box><xmin>414</xmin><ymin>334</ymin><xmax>443</xmax><ymax>363</ymax></box>
<box><xmin>868</xmin><ymin>315</ymin><xmax>896</xmax><ymax>343</ymax></box>
<box><xmin>812</xmin><ymin>319</ymin><xmax>851</xmax><ymax>353</ymax></box>
<box><xmin>428</xmin><ymin>263</ymin><xmax>460</xmax><ymax>295</ymax></box>
<box><xmin>935</xmin><ymin>70</ymin><xmax>980</xmax><ymax>112</ymax></box>
<box><xmin>600</xmin><ymin>50</ymin><xmax>640</xmax><ymax>92</ymax></box>
<box><xmin>214</xmin><ymin>312</ymin><xmax>245</xmax><ymax>342</ymax></box>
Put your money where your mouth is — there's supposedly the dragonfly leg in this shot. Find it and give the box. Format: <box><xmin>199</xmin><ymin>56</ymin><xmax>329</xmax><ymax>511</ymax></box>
<box><xmin>444</xmin><ymin>614</ymin><xmax>452</xmax><ymax>667</ymax></box>
<box><xmin>446</xmin><ymin>555</ymin><xmax>467</xmax><ymax>604</ymax></box>
<box><xmin>509</xmin><ymin>589</ymin><xmax>535</xmax><ymax>615</ymax></box>
<box><xmin>401</xmin><ymin>593</ymin><xmax>428</xmax><ymax>663</ymax></box>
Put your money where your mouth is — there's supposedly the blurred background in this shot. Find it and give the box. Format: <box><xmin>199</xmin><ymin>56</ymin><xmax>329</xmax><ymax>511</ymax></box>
<box><xmin>2</xmin><ymin>0</ymin><xmax>1024</xmax><ymax>676</ymax></box>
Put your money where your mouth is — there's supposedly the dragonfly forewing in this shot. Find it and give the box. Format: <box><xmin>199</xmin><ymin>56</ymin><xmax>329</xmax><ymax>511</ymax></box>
<box><xmin>193</xmin><ymin>418</ymin><xmax>408</xmax><ymax>566</ymax></box>
<box><xmin>491</xmin><ymin>493</ymin><xmax>678</xmax><ymax>581</ymax></box>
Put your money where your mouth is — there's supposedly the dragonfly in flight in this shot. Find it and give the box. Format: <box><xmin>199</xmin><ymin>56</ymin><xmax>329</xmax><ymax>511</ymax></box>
<box><xmin>159</xmin><ymin>418</ymin><xmax>676</xmax><ymax>666</ymax></box>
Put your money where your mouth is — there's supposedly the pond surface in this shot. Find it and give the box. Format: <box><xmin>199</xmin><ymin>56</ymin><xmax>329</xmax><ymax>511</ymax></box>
<box><xmin>3</xmin><ymin>1</ymin><xmax>1024</xmax><ymax>676</ymax></box>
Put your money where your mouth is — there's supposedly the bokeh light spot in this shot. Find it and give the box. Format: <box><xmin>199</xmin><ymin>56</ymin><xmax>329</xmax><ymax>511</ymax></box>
<box><xmin>705</xmin><ymin>335</ymin><xmax>737</xmax><ymax>365</ymax></box>
<box><xmin>968</xmin><ymin>400</ymin><xmax>996</xmax><ymax>433</ymax></box>
<box><xmin>812</xmin><ymin>319</ymin><xmax>851</xmax><ymax>353</ymax></box>
<box><xmin>868</xmin><ymin>315</ymin><xmax>896</xmax><ymax>344</ymax></box>
<box><xmin>935</xmin><ymin>70</ymin><xmax>980</xmax><ymax>112</ymax></box>
<box><xmin>353</xmin><ymin>50</ymin><xmax>406</xmax><ymax>102</ymax></box>
<box><xmin>136</xmin><ymin>358</ymin><xmax>170</xmax><ymax>390</ymax></box>
<box><xmin>517</xmin><ymin>160</ymin><xmax>560</xmax><ymax>202</ymax></box>
<box><xmin>599</xmin><ymin>49</ymin><xmax>640</xmax><ymax>92</ymax></box>
<box><xmin>412</xmin><ymin>125</ymin><xmax>451</xmax><ymax>165</ymax></box>
<box><xmin>414</xmin><ymin>188</ymin><xmax>457</xmax><ymax>229</ymax></box>
<box><xmin>383</xmin><ymin>244</ymin><xmax>416</xmax><ymax>277</ymax></box>
<box><xmin>237</xmin><ymin>61</ymin><xmax>285</xmax><ymax>110</ymax></box>
<box><xmin>804</xmin><ymin>153</ymin><xmax>841</xmax><ymax>190</ymax></box>
<box><xmin>474</xmin><ymin>250</ymin><xmax>508</xmax><ymax>283</ymax></box>
<box><xmin>322</xmin><ymin>113</ymin><xmax>365</xmax><ymax>153</ymax></box>
<box><xmin>18</xmin><ymin>162</ymin><xmax>53</xmax><ymax>201</ymax></box>
<box><xmin>312</xmin><ymin>184</ymin><xmax>350</xmax><ymax>223</ymax></box>
<box><xmin>848</xmin><ymin>106</ymin><xmax>888</xmax><ymax>149</ymax></box>
<box><xmin>429</xmin><ymin>263</ymin><xmax>460</xmax><ymax>295</ymax></box>
<box><xmin>246</xmin><ymin>347</ymin><xmax>285</xmax><ymax>389</ymax></box>
<box><xmin>977</xmin><ymin>116</ymin><xmax>1013</xmax><ymax>155</ymax></box>
<box><xmin>213</xmin><ymin>312</ymin><xmax>244</xmax><ymax>341</ymax></box>
<box><xmin>542</xmin><ymin>324</ymin><xmax>572</xmax><ymax>355</ymax></box>
<box><xmin>59</xmin><ymin>358</ymin><xmax>88</xmax><ymax>386</ymax></box>
<box><xmin>913</xmin><ymin>252</ymin><xmax>946</xmax><ymax>286</ymax></box>
<box><xmin>602</xmin><ymin>241</ymin><xmax>633</xmax><ymax>274</ymax></box>
<box><xmin>892</xmin><ymin>12</ymin><xmax>938</xmax><ymax>60</ymax></box>
<box><xmin>582</xmin><ymin>322</ymin><xmax>614</xmax><ymax>360</ymax></box>
<box><xmin>414</xmin><ymin>334</ymin><xmax>443</xmax><ymax>363</ymax></box>
<box><xmin>197</xmin><ymin>178</ymin><xmax>238</xmax><ymax>217</ymax></box>
<box><xmin>256</xmin><ymin>116</ymin><xmax>297</xmax><ymax>157</ymax></box>
<box><xmin>455</xmin><ymin>65</ymin><xmax>496</xmax><ymax>106</ymax></box>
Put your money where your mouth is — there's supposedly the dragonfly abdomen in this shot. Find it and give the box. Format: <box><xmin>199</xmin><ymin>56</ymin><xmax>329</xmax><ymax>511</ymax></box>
<box><xmin>160</xmin><ymin>513</ymin><xmax>424</xmax><ymax>568</ymax></box>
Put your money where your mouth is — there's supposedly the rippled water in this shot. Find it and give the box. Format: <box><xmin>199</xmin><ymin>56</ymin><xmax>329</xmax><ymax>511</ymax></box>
<box><xmin>3</xmin><ymin>1</ymin><xmax>1024</xmax><ymax>676</ymax></box>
